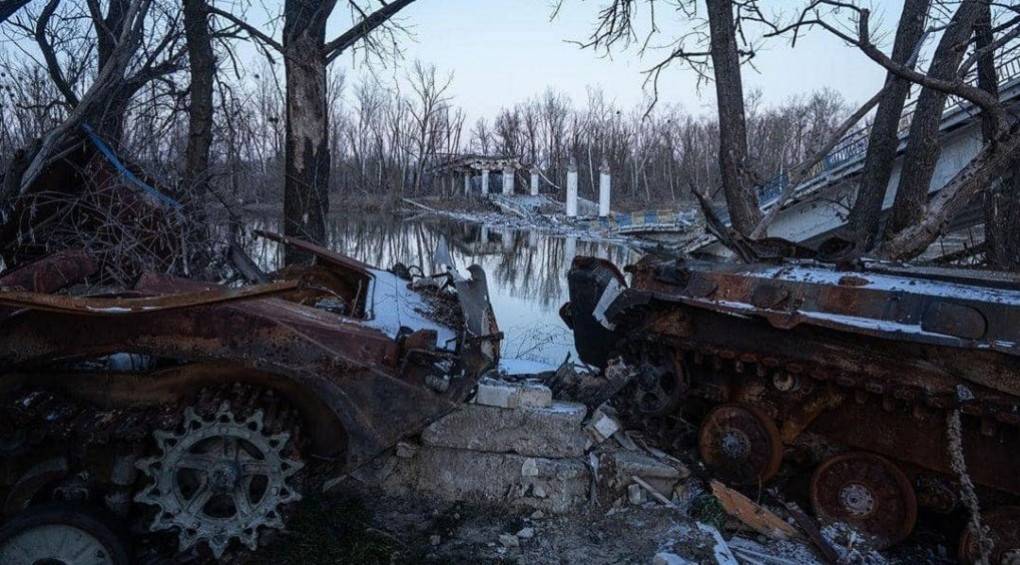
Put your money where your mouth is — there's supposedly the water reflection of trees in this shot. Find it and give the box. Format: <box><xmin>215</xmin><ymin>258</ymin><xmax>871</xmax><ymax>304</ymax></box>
<box><xmin>240</xmin><ymin>214</ymin><xmax>640</xmax><ymax>309</ymax></box>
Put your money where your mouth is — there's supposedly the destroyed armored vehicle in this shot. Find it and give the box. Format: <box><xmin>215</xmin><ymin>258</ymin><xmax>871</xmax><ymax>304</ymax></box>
<box><xmin>563</xmin><ymin>254</ymin><xmax>1020</xmax><ymax>561</ymax></box>
<box><xmin>0</xmin><ymin>232</ymin><xmax>500</xmax><ymax>562</ymax></box>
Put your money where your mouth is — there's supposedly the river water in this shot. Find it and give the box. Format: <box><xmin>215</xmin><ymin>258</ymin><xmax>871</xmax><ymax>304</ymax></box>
<box><xmin>243</xmin><ymin>214</ymin><xmax>642</xmax><ymax>366</ymax></box>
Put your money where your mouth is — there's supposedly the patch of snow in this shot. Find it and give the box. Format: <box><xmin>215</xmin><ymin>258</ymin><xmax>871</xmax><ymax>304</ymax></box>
<box><xmin>86</xmin><ymin>306</ymin><xmax>132</xmax><ymax>313</ymax></box>
<box><xmin>363</xmin><ymin>268</ymin><xmax>458</xmax><ymax>349</ymax></box>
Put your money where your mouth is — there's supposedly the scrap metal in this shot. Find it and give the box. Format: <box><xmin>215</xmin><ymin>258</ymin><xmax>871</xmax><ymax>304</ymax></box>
<box><xmin>563</xmin><ymin>254</ymin><xmax>1020</xmax><ymax>558</ymax></box>
<box><xmin>0</xmin><ymin>232</ymin><xmax>501</xmax><ymax>559</ymax></box>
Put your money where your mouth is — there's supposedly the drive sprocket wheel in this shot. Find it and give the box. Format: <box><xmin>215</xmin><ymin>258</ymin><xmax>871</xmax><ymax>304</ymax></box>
<box><xmin>134</xmin><ymin>402</ymin><xmax>303</xmax><ymax>559</ymax></box>
<box><xmin>959</xmin><ymin>507</ymin><xmax>1020</xmax><ymax>564</ymax></box>
<box><xmin>698</xmin><ymin>403</ymin><xmax>783</xmax><ymax>485</ymax></box>
<box><xmin>810</xmin><ymin>451</ymin><xmax>917</xmax><ymax>550</ymax></box>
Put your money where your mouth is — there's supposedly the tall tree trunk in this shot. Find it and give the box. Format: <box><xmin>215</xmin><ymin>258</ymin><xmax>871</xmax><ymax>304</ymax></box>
<box><xmin>91</xmin><ymin>0</ymin><xmax>131</xmax><ymax>144</ymax></box>
<box><xmin>283</xmin><ymin>0</ymin><xmax>336</xmax><ymax>263</ymax></box>
<box><xmin>846</xmin><ymin>0</ymin><xmax>930</xmax><ymax>250</ymax></box>
<box><xmin>974</xmin><ymin>1</ymin><xmax>1020</xmax><ymax>271</ymax></box>
<box><xmin>184</xmin><ymin>0</ymin><xmax>214</xmax><ymax>196</ymax></box>
<box><xmin>885</xmin><ymin>0</ymin><xmax>980</xmax><ymax>238</ymax></box>
<box><xmin>705</xmin><ymin>0</ymin><xmax>761</xmax><ymax>237</ymax></box>
<box><xmin>985</xmin><ymin>165</ymin><xmax>1020</xmax><ymax>270</ymax></box>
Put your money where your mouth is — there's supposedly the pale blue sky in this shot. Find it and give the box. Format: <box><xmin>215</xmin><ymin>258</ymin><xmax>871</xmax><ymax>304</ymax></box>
<box><xmin>305</xmin><ymin>0</ymin><xmax>908</xmax><ymax>119</ymax></box>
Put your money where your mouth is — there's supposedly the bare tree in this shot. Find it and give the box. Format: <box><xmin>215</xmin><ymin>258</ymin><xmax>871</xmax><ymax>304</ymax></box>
<box><xmin>208</xmin><ymin>0</ymin><xmax>417</xmax><ymax>262</ymax></box>
<box><xmin>771</xmin><ymin>1</ymin><xmax>1019</xmax><ymax>261</ymax></box>
<box><xmin>885</xmin><ymin>0</ymin><xmax>983</xmax><ymax>239</ymax></box>
<box><xmin>183</xmin><ymin>0</ymin><xmax>213</xmax><ymax>196</ymax></box>
<box><xmin>706</xmin><ymin>0</ymin><xmax>761</xmax><ymax>236</ymax></box>
<box><xmin>844</xmin><ymin>0</ymin><xmax>931</xmax><ymax>249</ymax></box>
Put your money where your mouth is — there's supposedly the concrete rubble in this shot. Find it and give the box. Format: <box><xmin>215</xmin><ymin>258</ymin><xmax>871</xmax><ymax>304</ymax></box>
<box><xmin>353</xmin><ymin>375</ymin><xmax>688</xmax><ymax>515</ymax></box>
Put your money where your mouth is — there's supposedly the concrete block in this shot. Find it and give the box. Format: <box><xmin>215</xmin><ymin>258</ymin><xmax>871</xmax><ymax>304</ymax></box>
<box><xmin>360</xmin><ymin>447</ymin><xmax>590</xmax><ymax>514</ymax></box>
<box><xmin>422</xmin><ymin>401</ymin><xmax>587</xmax><ymax>458</ymax></box>
<box><xmin>474</xmin><ymin>377</ymin><xmax>553</xmax><ymax>409</ymax></box>
<box><xmin>587</xmin><ymin>406</ymin><xmax>621</xmax><ymax>443</ymax></box>
<box><xmin>600</xmin><ymin>450</ymin><xmax>686</xmax><ymax>501</ymax></box>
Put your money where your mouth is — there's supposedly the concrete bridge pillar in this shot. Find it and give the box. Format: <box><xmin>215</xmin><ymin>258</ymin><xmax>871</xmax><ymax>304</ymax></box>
<box><xmin>598</xmin><ymin>159</ymin><xmax>611</xmax><ymax>218</ymax></box>
<box><xmin>530</xmin><ymin>168</ymin><xmax>540</xmax><ymax>197</ymax></box>
<box><xmin>566</xmin><ymin>159</ymin><xmax>578</xmax><ymax>218</ymax></box>
<box><xmin>481</xmin><ymin>169</ymin><xmax>489</xmax><ymax>196</ymax></box>
<box><xmin>464</xmin><ymin>172</ymin><xmax>472</xmax><ymax>196</ymax></box>
<box><xmin>503</xmin><ymin>167</ymin><xmax>514</xmax><ymax>195</ymax></box>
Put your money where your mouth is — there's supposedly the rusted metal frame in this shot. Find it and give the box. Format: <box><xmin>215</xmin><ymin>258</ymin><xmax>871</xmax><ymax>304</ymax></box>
<box><xmin>616</xmin><ymin>275</ymin><xmax>1020</xmax><ymax>400</ymax></box>
<box><xmin>0</xmin><ymin>301</ymin><xmax>466</xmax><ymax>468</ymax></box>
<box><xmin>677</xmin><ymin>264</ymin><xmax>1016</xmax><ymax>353</ymax></box>
<box><xmin>0</xmin><ymin>280</ymin><xmax>299</xmax><ymax>316</ymax></box>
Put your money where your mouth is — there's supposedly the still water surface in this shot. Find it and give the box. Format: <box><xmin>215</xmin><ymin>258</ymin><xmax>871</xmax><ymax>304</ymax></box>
<box><xmin>244</xmin><ymin>215</ymin><xmax>642</xmax><ymax>365</ymax></box>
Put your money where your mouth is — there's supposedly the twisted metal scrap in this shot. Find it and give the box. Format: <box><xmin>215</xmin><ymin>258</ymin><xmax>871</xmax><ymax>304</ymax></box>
<box><xmin>135</xmin><ymin>403</ymin><xmax>303</xmax><ymax>558</ymax></box>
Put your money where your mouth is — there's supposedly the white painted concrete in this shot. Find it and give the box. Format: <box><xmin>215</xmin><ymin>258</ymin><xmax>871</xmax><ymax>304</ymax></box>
<box><xmin>598</xmin><ymin>161</ymin><xmax>611</xmax><ymax>217</ymax></box>
<box><xmin>503</xmin><ymin>167</ymin><xmax>514</xmax><ymax>195</ymax></box>
<box><xmin>566</xmin><ymin>162</ymin><xmax>578</xmax><ymax>218</ymax></box>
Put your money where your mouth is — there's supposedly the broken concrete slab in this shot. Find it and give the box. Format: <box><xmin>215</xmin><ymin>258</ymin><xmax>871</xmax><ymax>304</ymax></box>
<box><xmin>357</xmin><ymin>446</ymin><xmax>590</xmax><ymax>514</ymax></box>
<box><xmin>601</xmin><ymin>450</ymin><xmax>687</xmax><ymax>499</ymax></box>
<box><xmin>421</xmin><ymin>401</ymin><xmax>588</xmax><ymax>458</ymax></box>
<box><xmin>475</xmin><ymin>377</ymin><xmax>553</xmax><ymax>409</ymax></box>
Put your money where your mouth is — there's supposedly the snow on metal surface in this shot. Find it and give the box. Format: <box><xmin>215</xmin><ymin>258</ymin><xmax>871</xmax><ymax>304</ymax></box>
<box><xmin>364</xmin><ymin>268</ymin><xmax>459</xmax><ymax>348</ymax></box>
<box><xmin>744</xmin><ymin>264</ymin><xmax>1020</xmax><ymax>306</ymax></box>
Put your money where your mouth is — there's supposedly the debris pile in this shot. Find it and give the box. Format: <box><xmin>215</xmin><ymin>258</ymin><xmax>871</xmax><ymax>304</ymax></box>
<box><xmin>353</xmin><ymin>371</ymin><xmax>688</xmax><ymax>515</ymax></box>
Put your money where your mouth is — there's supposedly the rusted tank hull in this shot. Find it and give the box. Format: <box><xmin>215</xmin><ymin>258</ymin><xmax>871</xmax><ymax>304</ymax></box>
<box><xmin>0</xmin><ymin>236</ymin><xmax>501</xmax><ymax>559</ymax></box>
<box><xmin>564</xmin><ymin>254</ymin><xmax>1020</xmax><ymax>549</ymax></box>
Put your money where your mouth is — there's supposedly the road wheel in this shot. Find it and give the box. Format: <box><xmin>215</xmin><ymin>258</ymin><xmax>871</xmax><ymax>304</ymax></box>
<box><xmin>810</xmin><ymin>451</ymin><xmax>917</xmax><ymax>549</ymax></box>
<box><xmin>0</xmin><ymin>503</ymin><xmax>130</xmax><ymax>565</ymax></box>
<box><xmin>698</xmin><ymin>403</ymin><xmax>783</xmax><ymax>486</ymax></box>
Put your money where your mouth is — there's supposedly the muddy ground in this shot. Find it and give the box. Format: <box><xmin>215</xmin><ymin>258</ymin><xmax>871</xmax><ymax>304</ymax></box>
<box><xmin>254</xmin><ymin>482</ymin><xmax>958</xmax><ymax>565</ymax></box>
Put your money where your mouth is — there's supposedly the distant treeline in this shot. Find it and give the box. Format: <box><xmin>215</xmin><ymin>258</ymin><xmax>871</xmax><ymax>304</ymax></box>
<box><xmin>0</xmin><ymin>57</ymin><xmax>850</xmax><ymax>210</ymax></box>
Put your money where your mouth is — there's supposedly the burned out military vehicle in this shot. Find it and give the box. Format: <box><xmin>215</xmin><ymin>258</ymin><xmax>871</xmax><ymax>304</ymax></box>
<box><xmin>563</xmin><ymin>254</ymin><xmax>1020</xmax><ymax>561</ymax></box>
<box><xmin>0</xmin><ymin>232</ymin><xmax>500</xmax><ymax>563</ymax></box>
